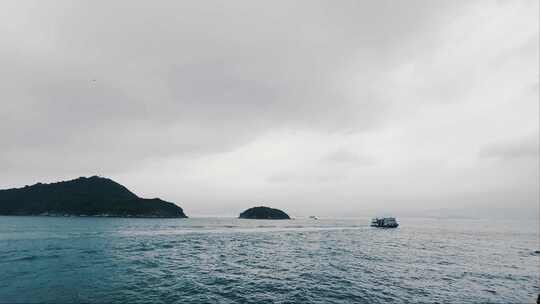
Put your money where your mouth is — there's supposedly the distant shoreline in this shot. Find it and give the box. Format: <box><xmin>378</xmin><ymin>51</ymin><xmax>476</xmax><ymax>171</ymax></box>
<box><xmin>0</xmin><ymin>214</ymin><xmax>187</xmax><ymax>219</ymax></box>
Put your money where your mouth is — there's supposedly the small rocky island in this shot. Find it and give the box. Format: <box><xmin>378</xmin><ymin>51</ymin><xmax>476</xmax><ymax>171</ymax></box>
<box><xmin>0</xmin><ymin>176</ymin><xmax>187</xmax><ymax>218</ymax></box>
<box><xmin>239</xmin><ymin>206</ymin><xmax>290</xmax><ymax>219</ymax></box>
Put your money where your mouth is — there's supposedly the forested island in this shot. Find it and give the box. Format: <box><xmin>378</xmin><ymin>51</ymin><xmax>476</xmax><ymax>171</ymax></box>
<box><xmin>0</xmin><ymin>176</ymin><xmax>187</xmax><ymax>218</ymax></box>
<box><xmin>239</xmin><ymin>206</ymin><xmax>291</xmax><ymax>219</ymax></box>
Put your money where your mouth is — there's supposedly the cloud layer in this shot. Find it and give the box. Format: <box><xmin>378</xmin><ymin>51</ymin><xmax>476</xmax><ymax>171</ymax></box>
<box><xmin>1</xmin><ymin>0</ymin><xmax>538</xmax><ymax>218</ymax></box>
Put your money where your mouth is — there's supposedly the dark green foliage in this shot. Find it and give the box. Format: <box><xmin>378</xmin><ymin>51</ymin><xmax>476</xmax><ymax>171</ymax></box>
<box><xmin>239</xmin><ymin>206</ymin><xmax>290</xmax><ymax>219</ymax></box>
<box><xmin>0</xmin><ymin>176</ymin><xmax>187</xmax><ymax>218</ymax></box>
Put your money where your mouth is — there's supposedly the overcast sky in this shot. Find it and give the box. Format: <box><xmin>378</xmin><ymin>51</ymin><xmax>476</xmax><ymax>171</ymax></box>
<box><xmin>1</xmin><ymin>0</ymin><xmax>538</xmax><ymax>218</ymax></box>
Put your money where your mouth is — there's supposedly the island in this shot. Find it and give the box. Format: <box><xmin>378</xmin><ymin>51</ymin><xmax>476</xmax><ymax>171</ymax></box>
<box><xmin>239</xmin><ymin>206</ymin><xmax>290</xmax><ymax>219</ymax></box>
<box><xmin>0</xmin><ymin>176</ymin><xmax>187</xmax><ymax>218</ymax></box>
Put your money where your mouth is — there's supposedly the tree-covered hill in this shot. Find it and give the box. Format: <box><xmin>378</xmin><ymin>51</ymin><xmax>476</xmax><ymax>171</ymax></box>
<box><xmin>0</xmin><ymin>176</ymin><xmax>187</xmax><ymax>218</ymax></box>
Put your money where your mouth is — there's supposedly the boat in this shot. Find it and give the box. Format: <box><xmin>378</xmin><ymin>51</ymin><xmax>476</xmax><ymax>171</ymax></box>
<box><xmin>309</xmin><ymin>216</ymin><xmax>319</xmax><ymax>220</ymax></box>
<box><xmin>370</xmin><ymin>217</ymin><xmax>399</xmax><ymax>228</ymax></box>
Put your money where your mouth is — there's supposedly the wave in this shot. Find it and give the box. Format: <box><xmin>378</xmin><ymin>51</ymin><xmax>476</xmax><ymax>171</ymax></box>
<box><xmin>5</xmin><ymin>254</ymin><xmax>61</xmax><ymax>262</ymax></box>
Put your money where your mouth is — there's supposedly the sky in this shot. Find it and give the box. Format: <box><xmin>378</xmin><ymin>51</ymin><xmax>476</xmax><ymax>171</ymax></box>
<box><xmin>0</xmin><ymin>0</ymin><xmax>538</xmax><ymax>218</ymax></box>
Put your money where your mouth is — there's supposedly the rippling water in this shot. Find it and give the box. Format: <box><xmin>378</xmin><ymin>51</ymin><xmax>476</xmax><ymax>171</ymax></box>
<box><xmin>0</xmin><ymin>216</ymin><xmax>538</xmax><ymax>303</ymax></box>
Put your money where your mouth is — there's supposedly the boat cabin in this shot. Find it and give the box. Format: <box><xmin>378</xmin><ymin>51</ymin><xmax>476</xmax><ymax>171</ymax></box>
<box><xmin>370</xmin><ymin>217</ymin><xmax>399</xmax><ymax>228</ymax></box>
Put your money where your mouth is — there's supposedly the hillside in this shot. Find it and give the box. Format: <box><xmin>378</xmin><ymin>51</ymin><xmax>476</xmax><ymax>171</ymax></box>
<box><xmin>0</xmin><ymin>176</ymin><xmax>187</xmax><ymax>218</ymax></box>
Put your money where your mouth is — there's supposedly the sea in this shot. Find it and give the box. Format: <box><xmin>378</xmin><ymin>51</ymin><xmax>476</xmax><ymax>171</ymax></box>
<box><xmin>0</xmin><ymin>216</ymin><xmax>538</xmax><ymax>303</ymax></box>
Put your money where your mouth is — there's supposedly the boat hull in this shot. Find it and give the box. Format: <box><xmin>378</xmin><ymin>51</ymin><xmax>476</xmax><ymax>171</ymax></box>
<box><xmin>370</xmin><ymin>224</ymin><xmax>399</xmax><ymax>228</ymax></box>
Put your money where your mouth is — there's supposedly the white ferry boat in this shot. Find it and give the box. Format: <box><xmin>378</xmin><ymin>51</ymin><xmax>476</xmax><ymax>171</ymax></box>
<box><xmin>370</xmin><ymin>217</ymin><xmax>399</xmax><ymax>228</ymax></box>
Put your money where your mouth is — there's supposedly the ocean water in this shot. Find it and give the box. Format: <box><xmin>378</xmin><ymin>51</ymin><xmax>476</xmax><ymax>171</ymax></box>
<box><xmin>0</xmin><ymin>216</ymin><xmax>538</xmax><ymax>303</ymax></box>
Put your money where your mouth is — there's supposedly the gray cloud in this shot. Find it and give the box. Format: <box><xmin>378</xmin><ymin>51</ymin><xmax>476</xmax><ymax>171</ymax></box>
<box><xmin>321</xmin><ymin>149</ymin><xmax>375</xmax><ymax>165</ymax></box>
<box><xmin>479</xmin><ymin>134</ymin><xmax>539</xmax><ymax>160</ymax></box>
<box><xmin>0</xmin><ymin>0</ymin><xmax>538</xmax><ymax>218</ymax></box>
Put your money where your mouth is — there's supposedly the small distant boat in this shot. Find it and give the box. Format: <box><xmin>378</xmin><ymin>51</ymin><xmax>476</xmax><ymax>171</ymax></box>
<box><xmin>370</xmin><ymin>217</ymin><xmax>399</xmax><ymax>228</ymax></box>
<box><xmin>309</xmin><ymin>216</ymin><xmax>319</xmax><ymax>220</ymax></box>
